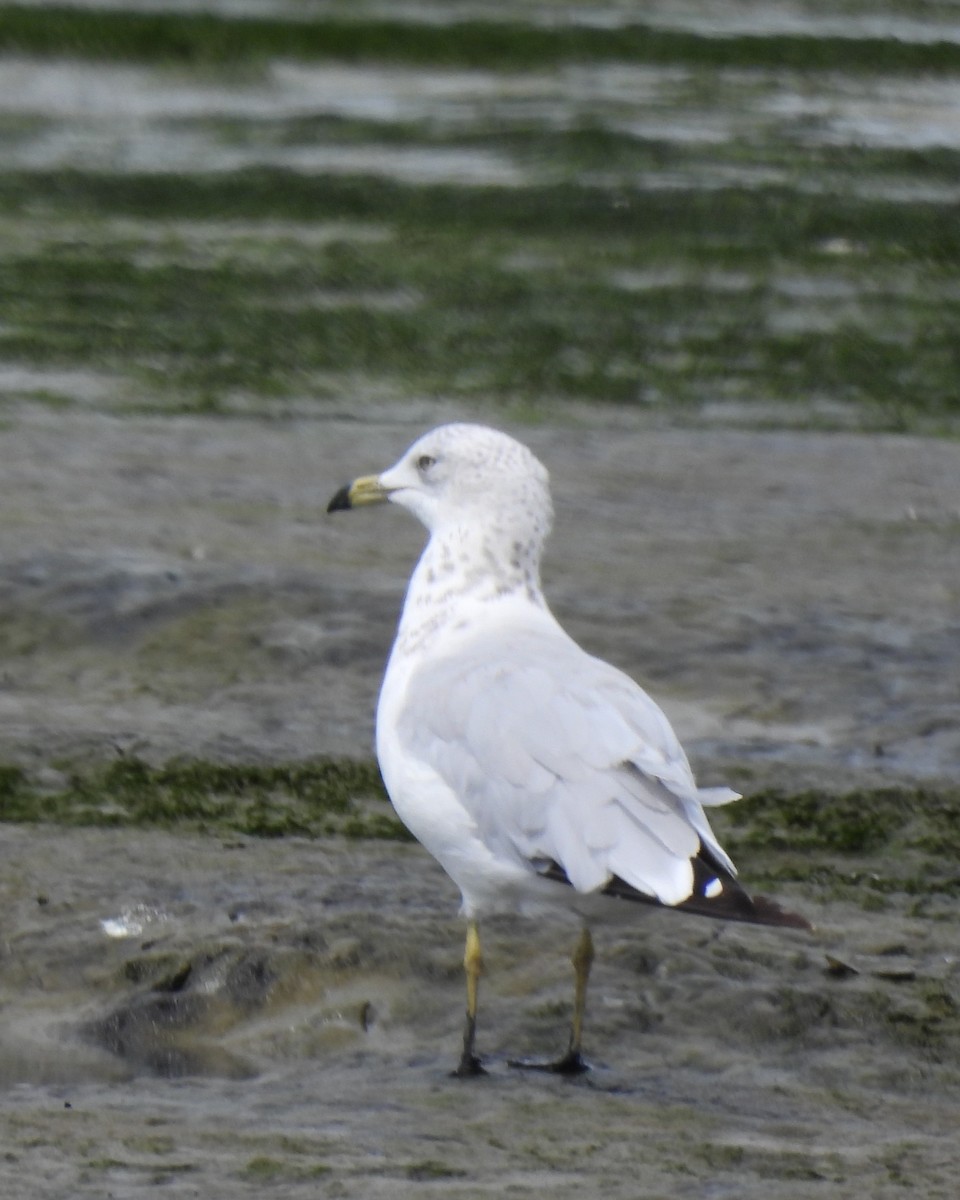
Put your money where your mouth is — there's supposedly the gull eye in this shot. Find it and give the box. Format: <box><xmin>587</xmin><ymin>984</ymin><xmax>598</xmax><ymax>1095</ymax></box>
<box><xmin>416</xmin><ymin>454</ymin><xmax>436</xmax><ymax>473</ymax></box>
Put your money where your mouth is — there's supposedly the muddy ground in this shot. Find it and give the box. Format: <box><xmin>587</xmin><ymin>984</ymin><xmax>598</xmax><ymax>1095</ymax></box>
<box><xmin>1</xmin><ymin>407</ymin><xmax>959</xmax><ymax>1197</ymax></box>
<box><xmin>1</xmin><ymin>407</ymin><xmax>958</xmax><ymax>781</ymax></box>
<box><xmin>2</xmin><ymin>0</ymin><xmax>960</xmax><ymax>1193</ymax></box>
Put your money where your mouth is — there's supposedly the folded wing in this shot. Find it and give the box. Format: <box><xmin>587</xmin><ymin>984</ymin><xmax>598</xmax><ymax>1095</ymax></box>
<box><xmin>396</xmin><ymin>624</ymin><xmax>738</xmax><ymax>908</ymax></box>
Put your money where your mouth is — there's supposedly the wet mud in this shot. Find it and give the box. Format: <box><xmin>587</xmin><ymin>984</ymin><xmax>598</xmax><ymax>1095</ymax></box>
<box><xmin>2</xmin><ymin>820</ymin><xmax>959</xmax><ymax>1199</ymax></box>
<box><xmin>2</xmin><ymin>1</ymin><xmax>960</xmax><ymax>1194</ymax></box>
<box><xmin>1</xmin><ymin>409</ymin><xmax>958</xmax><ymax>1198</ymax></box>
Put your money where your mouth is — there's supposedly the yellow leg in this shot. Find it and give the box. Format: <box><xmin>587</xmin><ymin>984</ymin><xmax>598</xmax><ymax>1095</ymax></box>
<box><xmin>566</xmin><ymin>925</ymin><xmax>595</xmax><ymax>1063</ymax></box>
<box><xmin>454</xmin><ymin>920</ymin><xmax>486</xmax><ymax>1077</ymax></box>
<box><xmin>508</xmin><ymin>924</ymin><xmax>593</xmax><ymax>1075</ymax></box>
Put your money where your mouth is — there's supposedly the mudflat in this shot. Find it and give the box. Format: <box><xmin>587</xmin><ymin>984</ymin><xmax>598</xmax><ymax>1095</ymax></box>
<box><xmin>1</xmin><ymin>407</ymin><xmax>958</xmax><ymax>1198</ymax></box>
<box><xmin>2</xmin><ymin>0</ymin><xmax>959</xmax><ymax>1193</ymax></box>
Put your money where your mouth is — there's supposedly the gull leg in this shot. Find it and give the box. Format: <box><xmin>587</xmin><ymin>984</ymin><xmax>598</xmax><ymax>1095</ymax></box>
<box><xmin>454</xmin><ymin>920</ymin><xmax>486</xmax><ymax>1077</ymax></box>
<box><xmin>568</xmin><ymin>926</ymin><xmax>595</xmax><ymax>1061</ymax></box>
<box><xmin>510</xmin><ymin>925</ymin><xmax>593</xmax><ymax>1075</ymax></box>
<box><xmin>554</xmin><ymin>925</ymin><xmax>594</xmax><ymax>1074</ymax></box>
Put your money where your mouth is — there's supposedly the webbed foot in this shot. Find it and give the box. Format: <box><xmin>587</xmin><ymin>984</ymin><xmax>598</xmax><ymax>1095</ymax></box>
<box><xmin>507</xmin><ymin>1049</ymin><xmax>590</xmax><ymax>1076</ymax></box>
<box><xmin>452</xmin><ymin>1053</ymin><xmax>487</xmax><ymax>1079</ymax></box>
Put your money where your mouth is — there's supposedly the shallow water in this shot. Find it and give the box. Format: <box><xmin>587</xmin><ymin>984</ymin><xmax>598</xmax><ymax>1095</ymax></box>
<box><xmin>4</xmin><ymin>57</ymin><xmax>960</xmax><ymax>179</ymax></box>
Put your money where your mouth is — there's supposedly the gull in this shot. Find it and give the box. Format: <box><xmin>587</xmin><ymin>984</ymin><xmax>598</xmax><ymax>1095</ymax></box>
<box><xmin>328</xmin><ymin>423</ymin><xmax>809</xmax><ymax>1077</ymax></box>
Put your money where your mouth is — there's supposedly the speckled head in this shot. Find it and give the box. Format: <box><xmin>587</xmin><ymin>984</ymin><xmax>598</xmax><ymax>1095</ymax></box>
<box><xmin>368</xmin><ymin>423</ymin><xmax>554</xmax><ymax>548</ymax></box>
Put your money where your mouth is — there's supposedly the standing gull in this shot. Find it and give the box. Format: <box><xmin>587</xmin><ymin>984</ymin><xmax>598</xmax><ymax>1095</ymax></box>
<box><xmin>329</xmin><ymin>424</ymin><xmax>808</xmax><ymax>1076</ymax></box>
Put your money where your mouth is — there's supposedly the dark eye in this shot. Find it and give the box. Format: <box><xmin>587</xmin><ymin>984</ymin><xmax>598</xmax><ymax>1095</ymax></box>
<box><xmin>416</xmin><ymin>454</ymin><xmax>436</xmax><ymax>472</ymax></box>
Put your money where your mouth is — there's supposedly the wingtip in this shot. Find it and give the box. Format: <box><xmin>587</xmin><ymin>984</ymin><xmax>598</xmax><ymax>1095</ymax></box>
<box><xmin>596</xmin><ymin>859</ymin><xmax>813</xmax><ymax>932</ymax></box>
<box><xmin>748</xmin><ymin>894</ymin><xmax>814</xmax><ymax>932</ymax></box>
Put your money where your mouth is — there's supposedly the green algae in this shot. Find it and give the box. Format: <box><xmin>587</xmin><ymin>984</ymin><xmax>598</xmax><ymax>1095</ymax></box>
<box><xmin>2</xmin><ymin>171</ymin><xmax>958</xmax><ymax>425</ymax></box>
<box><xmin>715</xmin><ymin>785</ymin><xmax>960</xmax><ymax>908</ymax></box>
<box><xmin>1</xmin><ymin>5</ymin><xmax>959</xmax><ymax>74</ymax></box>
<box><xmin>0</xmin><ymin>1</ymin><xmax>958</xmax><ymax>434</ymax></box>
<box><xmin>0</xmin><ymin>756</ymin><xmax>410</xmax><ymax>841</ymax></box>
<box><xmin>242</xmin><ymin>1155</ymin><xmax>330</xmax><ymax>1179</ymax></box>
<box><xmin>404</xmin><ymin>1159</ymin><xmax>469</xmax><ymax>1180</ymax></box>
<box><xmin>2</xmin><ymin>759</ymin><xmax>958</xmax><ymax>912</ymax></box>
<box><xmin>2</xmin><ymin>171</ymin><xmax>958</xmax><ymax>255</ymax></box>
<box><xmin>719</xmin><ymin>785</ymin><xmax>960</xmax><ymax>856</ymax></box>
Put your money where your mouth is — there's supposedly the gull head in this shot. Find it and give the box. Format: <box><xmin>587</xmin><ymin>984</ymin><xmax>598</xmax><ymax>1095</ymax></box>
<box><xmin>328</xmin><ymin>424</ymin><xmax>553</xmax><ymax>546</ymax></box>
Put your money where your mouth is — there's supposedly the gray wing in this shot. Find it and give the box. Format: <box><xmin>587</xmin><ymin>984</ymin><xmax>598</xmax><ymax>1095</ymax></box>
<box><xmin>395</xmin><ymin>625</ymin><xmax>737</xmax><ymax>905</ymax></box>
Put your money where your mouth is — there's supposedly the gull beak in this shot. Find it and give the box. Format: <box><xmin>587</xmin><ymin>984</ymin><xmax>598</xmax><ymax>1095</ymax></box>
<box><xmin>327</xmin><ymin>474</ymin><xmax>390</xmax><ymax>513</ymax></box>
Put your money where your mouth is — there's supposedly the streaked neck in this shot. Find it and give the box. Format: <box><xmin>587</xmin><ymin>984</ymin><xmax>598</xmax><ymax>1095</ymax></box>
<box><xmin>395</xmin><ymin>523</ymin><xmax>544</xmax><ymax>655</ymax></box>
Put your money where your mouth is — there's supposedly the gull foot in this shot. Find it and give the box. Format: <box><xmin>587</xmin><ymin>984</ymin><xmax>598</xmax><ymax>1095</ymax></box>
<box><xmin>508</xmin><ymin>1049</ymin><xmax>590</xmax><ymax>1076</ymax></box>
<box><xmin>452</xmin><ymin>1053</ymin><xmax>487</xmax><ymax>1079</ymax></box>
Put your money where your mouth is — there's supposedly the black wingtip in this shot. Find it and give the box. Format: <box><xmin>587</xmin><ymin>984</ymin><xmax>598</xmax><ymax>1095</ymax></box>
<box><xmin>327</xmin><ymin>483</ymin><xmax>352</xmax><ymax>513</ymax></box>
<box><xmin>603</xmin><ymin>868</ymin><xmax>813</xmax><ymax>931</ymax></box>
<box><xmin>746</xmin><ymin>894</ymin><xmax>814</xmax><ymax>932</ymax></box>
<box><xmin>536</xmin><ymin>855</ymin><xmax>812</xmax><ymax>932</ymax></box>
